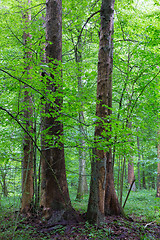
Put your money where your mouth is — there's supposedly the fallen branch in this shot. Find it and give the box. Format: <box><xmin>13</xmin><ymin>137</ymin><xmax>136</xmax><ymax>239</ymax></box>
<box><xmin>123</xmin><ymin>178</ymin><xmax>135</xmax><ymax>209</ymax></box>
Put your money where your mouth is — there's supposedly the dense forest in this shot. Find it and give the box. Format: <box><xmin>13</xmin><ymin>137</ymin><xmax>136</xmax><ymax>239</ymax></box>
<box><xmin>0</xmin><ymin>0</ymin><xmax>160</xmax><ymax>239</ymax></box>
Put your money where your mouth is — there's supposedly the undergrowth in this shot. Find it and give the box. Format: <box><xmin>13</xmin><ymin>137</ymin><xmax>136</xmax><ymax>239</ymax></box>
<box><xmin>122</xmin><ymin>189</ymin><xmax>160</xmax><ymax>223</ymax></box>
<box><xmin>0</xmin><ymin>189</ymin><xmax>160</xmax><ymax>239</ymax></box>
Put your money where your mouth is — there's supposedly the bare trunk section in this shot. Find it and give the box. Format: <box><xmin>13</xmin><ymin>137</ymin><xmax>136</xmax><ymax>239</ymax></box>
<box><xmin>156</xmin><ymin>131</ymin><xmax>160</xmax><ymax>197</ymax></box>
<box><xmin>75</xmin><ymin>36</ymin><xmax>88</xmax><ymax>201</ymax></box>
<box><xmin>156</xmin><ymin>163</ymin><xmax>160</xmax><ymax>197</ymax></box>
<box><xmin>119</xmin><ymin>157</ymin><xmax>126</xmax><ymax>206</ymax></box>
<box><xmin>87</xmin><ymin>0</ymin><xmax>123</xmax><ymax>224</ymax></box>
<box><xmin>128</xmin><ymin>161</ymin><xmax>136</xmax><ymax>191</ymax></box>
<box><xmin>76</xmin><ymin>136</ymin><xmax>88</xmax><ymax>200</ymax></box>
<box><xmin>33</xmin><ymin>119</ymin><xmax>38</xmax><ymax>208</ymax></box>
<box><xmin>137</xmin><ymin>134</ymin><xmax>141</xmax><ymax>189</ymax></box>
<box><xmin>40</xmin><ymin>0</ymin><xmax>71</xmax><ymax>220</ymax></box>
<box><xmin>127</xmin><ymin>123</ymin><xmax>136</xmax><ymax>192</ymax></box>
<box><xmin>142</xmin><ymin>166</ymin><xmax>146</xmax><ymax>189</ymax></box>
<box><xmin>87</xmin><ymin>149</ymin><xmax>106</xmax><ymax>224</ymax></box>
<box><xmin>21</xmin><ymin>115</ymin><xmax>34</xmax><ymax>213</ymax></box>
<box><xmin>0</xmin><ymin>170</ymin><xmax>8</xmax><ymax>197</ymax></box>
<box><xmin>105</xmin><ymin>150</ymin><xmax>123</xmax><ymax>215</ymax></box>
<box><xmin>21</xmin><ymin>88</ymin><xmax>34</xmax><ymax>212</ymax></box>
<box><xmin>21</xmin><ymin>0</ymin><xmax>34</xmax><ymax>214</ymax></box>
<box><xmin>141</xmin><ymin>147</ymin><xmax>146</xmax><ymax>189</ymax></box>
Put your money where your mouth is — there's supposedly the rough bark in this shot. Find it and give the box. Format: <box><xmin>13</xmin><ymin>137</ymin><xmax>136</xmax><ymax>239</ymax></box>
<box><xmin>21</xmin><ymin>80</ymin><xmax>34</xmax><ymax>213</ymax></box>
<box><xmin>21</xmin><ymin>86</ymin><xmax>34</xmax><ymax>213</ymax></box>
<box><xmin>87</xmin><ymin>0</ymin><xmax>123</xmax><ymax>224</ymax></box>
<box><xmin>105</xmin><ymin>149</ymin><xmax>123</xmax><ymax>215</ymax></box>
<box><xmin>21</xmin><ymin>0</ymin><xmax>34</xmax><ymax>214</ymax></box>
<box><xmin>40</xmin><ymin>0</ymin><xmax>71</xmax><ymax>220</ymax></box>
<box><xmin>21</xmin><ymin>120</ymin><xmax>34</xmax><ymax>213</ymax></box>
<box><xmin>87</xmin><ymin>149</ymin><xmax>106</xmax><ymax>224</ymax></box>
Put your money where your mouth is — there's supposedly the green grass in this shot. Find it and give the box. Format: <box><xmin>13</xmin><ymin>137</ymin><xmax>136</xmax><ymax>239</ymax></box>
<box><xmin>69</xmin><ymin>186</ymin><xmax>160</xmax><ymax>223</ymax></box>
<box><xmin>0</xmin><ymin>194</ymin><xmax>21</xmax><ymax>209</ymax></box>
<box><xmin>1</xmin><ymin>188</ymin><xmax>160</xmax><ymax>223</ymax></box>
<box><xmin>0</xmin><ymin>189</ymin><xmax>160</xmax><ymax>239</ymax></box>
<box><xmin>122</xmin><ymin>189</ymin><xmax>160</xmax><ymax>223</ymax></box>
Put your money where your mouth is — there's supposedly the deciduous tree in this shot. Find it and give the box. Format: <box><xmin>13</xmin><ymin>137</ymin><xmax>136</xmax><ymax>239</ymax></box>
<box><xmin>87</xmin><ymin>0</ymin><xmax>123</xmax><ymax>224</ymax></box>
<box><xmin>40</xmin><ymin>0</ymin><xmax>72</xmax><ymax>221</ymax></box>
<box><xmin>21</xmin><ymin>0</ymin><xmax>34</xmax><ymax>214</ymax></box>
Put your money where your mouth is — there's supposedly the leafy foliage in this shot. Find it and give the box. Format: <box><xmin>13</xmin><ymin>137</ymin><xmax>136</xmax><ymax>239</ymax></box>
<box><xmin>0</xmin><ymin>0</ymin><xmax>159</xmax><ymax>234</ymax></box>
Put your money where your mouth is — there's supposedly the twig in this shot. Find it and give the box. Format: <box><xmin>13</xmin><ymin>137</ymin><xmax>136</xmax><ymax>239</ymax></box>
<box><xmin>144</xmin><ymin>221</ymin><xmax>156</xmax><ymax>228</ymax></box>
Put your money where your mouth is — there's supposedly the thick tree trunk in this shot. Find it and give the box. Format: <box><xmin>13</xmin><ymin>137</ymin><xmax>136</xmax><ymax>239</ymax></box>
<box><xmin>21</xmin><ymin>121</ymin><xmax>34</xmax><ymax>213</ymax></box>
<box><xmin>87</xmin><ymin>0</ymin><xmax>123</xmax><ymax>224</ymax></box>
<box><xmin>21</xmin><ymin>0</ymin><xmax>34</xmax><ymax>214</ymax></box>
<box><xmin>105</xmin><ymin>150</ymin><xmax>123</xmax><ymax>215</ymax></box>
<box><xmin>21</xmin><ymin>83</ymin><xmax>34</xmax><ymax>213</ymax></box>
<box><xmin>40</xmin><ymin>0</ymin><xmax>71</xmax><ymax>220</ymax></box>
<box><xmin>87</xmin><ymin>149</ymin><xmax>106</xmax><ymax>224</ymax></box>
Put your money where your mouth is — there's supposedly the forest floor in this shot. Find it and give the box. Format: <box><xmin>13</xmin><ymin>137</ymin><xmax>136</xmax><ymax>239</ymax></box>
<box><xmin>0</xmin><ymin>189</ymin><xmax>160</xmax><ymax>239</ymax></box>
<box><xmin>0</xmin><ymin>210</ymin><xmax>160</xmax><ymax>239</ymax></box>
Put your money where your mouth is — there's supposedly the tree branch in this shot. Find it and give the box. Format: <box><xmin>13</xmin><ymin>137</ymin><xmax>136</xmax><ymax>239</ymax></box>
<box><xmin>129</xmin><ymin>70</ymin><xmax>160</xmax><ymax>116</ymax></box>
<box><xmin>76</xmin><ymin>10</ymin><xmax>101</xmax><ymax>49</ymax></box>
<box><xmin>0</xmin><ymin>68</ymin><xmax>90</xmax><ymax>127</ymax></box>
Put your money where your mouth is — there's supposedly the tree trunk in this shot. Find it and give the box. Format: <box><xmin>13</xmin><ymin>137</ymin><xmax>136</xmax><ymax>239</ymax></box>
<box><xmin>76</xmin><ymin>137</ymin><xmax>88</xmax><ymax>200</ymax></box>
<box><xmin>156</xmin><ymin>131</ymin><xmax>160</xmax><ymax>197</ymax></box>
<box><xmin>21</xmin><ymin>120</ymin><xmax>34</xmax><ymax>213</ymax></box>
<box><xmin>142</xmin><ymin>166</ymin><xmax>146</xmax><ymax>189</ymax></box>
<box><xmin>120</xmin><ymin>157</ymin><xmax>126</xmax><ymax>206</ymax></box>
<box><xmin>156</xmin><ymin>163</ymin><xmax>160</xmax><ymax>197</ymax></box>
<box><xmin>21</xmin><ymin>0</ymin><xmax>34</xmax><ymax>214</ymax></box>
<box><xmin>33</xmin><ymin>120</ymin><xmax>38</xmax><ymax>208</ymax></box>
<box><xmin>87</xmin><ymin>0</ymin><xmax>123</xmax><ymax>224</ymax></box>
<box><xmin>87</xmin><ymin>149</ymin><xmax>106</xmax><ymax>224</ymax></box>
<box><xmin>137</xmin><ymin>134</ymin><xmax>141</xmax><ymax>189</ymax></box>
<box><xmin>0</xmin><ymin>171</ymin><xmax>8</xmax><ymax>197</ymax></box>
<box><xmin>128</xmin><ymin>161</ymin><xmax>136</xmax><ymax>191</ymax></box>
<box><xmin>105</xmin><ymin>150</ymin><xmax>123</xmax><ymax>215</ymax></box>
<box><xmin>117</xmin><ymin>155</ymin><xmax>121</xmax><ymax>198</ymax></box>
<box><xmin>75</xmin><ymin>36</ymin><xmax>88</xmax><ymax>201</ymax></box>
<box><xmin>141</xmin><ymin>149</ymin><xmax>146</xmax><ymax>189</ymax></box>
<box><xmin>40</xmin><ymin>0</ymin><xmax>72</xmax><ymax>220</ymax></box>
